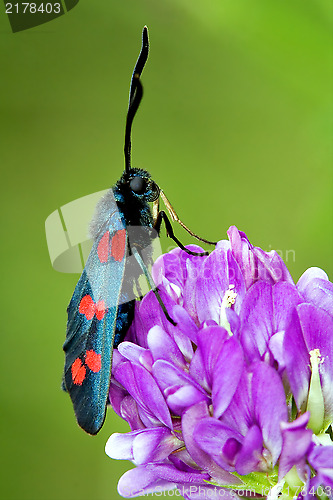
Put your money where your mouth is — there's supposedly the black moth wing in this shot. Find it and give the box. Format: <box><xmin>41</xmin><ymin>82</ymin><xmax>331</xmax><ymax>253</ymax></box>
<box><xmin>63</xmin><ymin>190</ymin><xmax>128</xmax><ymax>435</ymax></box>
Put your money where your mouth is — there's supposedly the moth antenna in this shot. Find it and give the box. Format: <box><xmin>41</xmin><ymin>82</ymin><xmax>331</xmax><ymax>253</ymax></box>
<box><xmin>129</xmin><ymin>26</ymin><xmax>149</xmax><ymax>104</ymax></box>
<box><xmin>124</xmin><ymin>26</ymin><xmax>149</xmax><ymax>172</ymax></box>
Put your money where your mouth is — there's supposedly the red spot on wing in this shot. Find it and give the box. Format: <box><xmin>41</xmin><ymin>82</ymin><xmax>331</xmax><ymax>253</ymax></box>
<box><xmin>95</xmin><ymin>300</ymin><xmax>106</xmax><ymax>320</ymax></box>
<box><xmin>111</xmin><ymin>229</ymin><xmax>126</xmax><ymax>262</ymax></box>
<box><xmin>79</xmin><ymin>295</ymin><xmax>95</xmax><ymax>320</ymax></box>
<box><xmin>71</xmin><ymin>358</ymin><xmax>86</xmax><ymax>385</ymax></box>
<box><xmin>97</xmin><ymin>231</ymin><xmax>110</xmax><ymax>263</ymax></box>
<box><xmin>79</xmin><ymin>295</ymin><xmax>106</xmax><ymax>321</ymax></box>
<box><xmin>85</xmin><ymin>350</ymin><xmax>101</xmax><ymax>373</ymax></box>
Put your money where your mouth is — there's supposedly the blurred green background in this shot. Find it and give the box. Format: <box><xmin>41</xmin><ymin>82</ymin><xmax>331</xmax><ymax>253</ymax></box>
<box><xmin>1</xmin><ymin>1</ymin><xmax>332</xmax><ymax>499</ymax></box>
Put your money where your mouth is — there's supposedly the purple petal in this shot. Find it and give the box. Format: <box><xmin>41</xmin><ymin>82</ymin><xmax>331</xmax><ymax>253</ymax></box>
<box><xmin>268</xmin><ymin>331</ymin><xmax>286</xmax><ymax>371</ymax></box>
<box><xmin>180</xmin><ymin>244</ymin><xmax>207</xmax><ymax>282</ymax></box>
<box><xmin>137</xmin><ymin>405</ymin><xmax>166</xmax><ymax>429</ymax></box>
<box><xmin>152</xmin><ymin>247</ymin><xmax>184</xmax><ymax>290</ymax></box>
<box><xmin>172</xmin><ymin>328</ymin><xmax>195</xmax><ymax>362</ymax></box>
<box><xmin>117</xmin><ymin>342</ymin><xmax>153</xmax><ymax>371</ymax></box>
<box><xmin>109</xmin><ymin>378</ymin><xmax>128</xmax><ymax>417</ymax></box>
<box><xmin>278</xmin><ymin>413</ymin><xmax>313</xmax><ymax>480</ymax></box>
<box><xmin>235</xmin><ymin>425</ymin><xmax>263</xmax><ymax>475</ymax></box>
<box><xmin>220</xmin><ymin>370</ymin><xmax>252</xmax><ymax>437</ymax></box>
<box><xmin>309</xmin><ymin>472</ymin><xmax>333</xmax><ymax>493</ymax></box>
<box><xmin>301</xmin><ymin>278</ymin><xmax>333</xmax><ymax>317</ymax></box>
<box><xmin>317</xmin><ymin>470</ymin><xmax>333</xmax><ymax>490</ymax></box>
<box><xmin>146</xmin><ymin>463</ymin><xmax>210</xmax><ymax>484</ymax></box>
<box><xmin>159</xmin><ymin>245</ymin><xmax>205</xmax><ymax>289</ymax></box>
<box><xmin>308</xmin><ymin>446</ymin><xmax>333</xmax><ymax>489</ymax></box>
<box><xmin>166</xmin><ymin>384</ymin><xmax>209</xmax><ymax>415</ymax></box>
<box><xmin>229</xmin><ymin>226</ymin><xmax>295</xmax><ymax>287</ymax></box>
<box><xmin>182</xmin><ymin>401</ymin><xmax>241</xmax><ymax>484</ymax></box>
<box><xmin>264</xmin><ymin>281</ymin><xmax>304</xmax><ymax>368</ymax></box>
<box><xmin>117</xmin><ymin>466</ymin><xmax>176</xmax><ymax>497</ymax></box>
<box><xmin>298</xmin><ymin>304</ymin><xmax>333</xmax><ymax>423</ymax></box>
<box><xmin>295</xmin><ymin>465</ymin><xmax>315</xmax><ymax>500</ymax></box>
<box><xmin>157</xmin><ymin>288</ymin><xmax>187</xmax><ymax>337</ymax></box>
<box><xmin>212</xmin><ymin>337</ymin><xmax>244</xmax><ymax>419</ymax></box>
<box><xmin>283</xmin><ymin>308</ymin><xmax>311</xmax><ymax>410</ymax></box>
<box><xmin>194</xmin><ymin>416</ymin><xmax>243</xmax><ymax>471</ymax></box>
<box><xmin>172</xmin><ymin>305</ymin><xmax>199</xmax><ymax>343</ymax></box>
<box><xmin>120</xmin><ymin>396</ymin><xmax>145</xmax><ymax>431</ymax></box>
<box><xmin>159</xmin><ymin>276</ymin><xmax>181</xmax><ymax>303</ymax></box>
<box><xmin>227</xmin><ymin>226</ymin><xmax>256</xmax><ymax>289</ymax></box>
<box><xmin>195</xmin><ymin>417</ymin><xmax>243</xmax><ymax>455</ymax></box>
<box><xmin>136</xmin><ymin>289</ymin><xmax>180</xmax><ymax>339</ymax></box>
<box><xmin>297</xmin><ymin>267</ymin><xmax>329</xmax><ymax>293</ymax></box>
<box><xmin>239</xmin><ymin>282</ymin><xmax>274</xmax><ymax>361</ymax></box>
<box><xmin>152</xmin><ymin>360</ymin><xmax>209</xmax><ymax>415</ymax></box>
<box><xmin>147</xmin><ymin>325</ymin><xmax>186</xmax><ymax>368</ymax></box>
<box><xmin>133</xmin><ymin>428</ymin><xmax>181</xmax><ymax>464</ymax></box>
<box><xmin>183</xmin><ymin>257</ymin><xmax>208</xmax><ymax>324</ymax></box>
<box><xmin>284</xmin><ymin>304</ymin><xmax>333</xmax><ymax>418</ymax></box>
<box><xmin>152</xmin><ymin>359</ymin><xmax>207</xmax><ymax>397</ymax></box>
<box><xmin>189</xmin><ymin>348</ymin><xmax>209</xmax><ymax>392</ymax></box>
<box><xmin>133</xmin><ymin>293</ymin><xmax>161</xmax><ymax>348</ymax></box>
<box><xmin>113</xmin><ymin>361</ymin><xmax>172</xmax><ymax>429</ymax></box>
<box><xmin>153</xmin><ymin>245</ymin><xmax>206</xmax><ymax>299</ymax></box>
<box><xmin>196</xmin><ymin>325</ymin><xmax>229</xmax><ymax>389</ymax></box>
<box><xmin>252</xmin><ymin>246</ymin><xmax>294</xmax><ymax>285</ymax></box>
<box><xmin>251</xmin><ymin>362</ymin><xmax>288</xmax><ymax>465</ymax></box>
<box><xmin>228</xmin><ymin>249</ymin><xmax>247</xmax><ymax>314</ymax></box>
<box><xmin>177</xmin><ymin>484</ymin><xmax>239</xmax><ymax>500</ymax></box>
<box><xmin>308</xmin><ymin>445</ymin><xmax>333</xmax><ymax>471</ymax></box>
<box><xmin>169</xmin><ymin>452</ymin><xmax>202</xmax><ymax>473</ymax></box>
<box><xmin>178</xmin><ymin>484</ymin><xmax>239</xmax><ymax>500</ymax></box>
<box><xmin>273</xmin><ymin>281</ymin><xmax>304</xmax><ymax>331</ymax></box>
<box><xmin>112</xmin><ymin>348</ymin><xmax>126</xmax><ymax>367</ymax></box>
<box><xmin>105</xmin><ymin>431</ymin><xmax>138</xmax><ymax>460</ymax></box>
<box><xmin>134</xmin><ymin>289</ymin><xmax>178</xmax><ymax>348</ymax></box>
<box><xmin>225</xmin><ymin>308</ymin><xmax>240</xmax><ymax>335</ymax></box>
<box><xmin>222</xmin><ymin>439</ymin><xmax>242</xmax><ymax>465</ymax></box>
<box><xmin>196</xmin><ymin>248</ymin><xmax>230</xmax><ymax>324</ymax></box>
<box><xmin>196</xmin><ymin>248</ymin><xmax>245</xmax><ymax>324</ymax></box>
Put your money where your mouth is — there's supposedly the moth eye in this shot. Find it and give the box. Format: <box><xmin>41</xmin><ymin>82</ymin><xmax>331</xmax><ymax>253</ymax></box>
<box><xmin>129</xmin><ymin>177</ymin><xmax>146</xmax><ymax>194</ymax></box>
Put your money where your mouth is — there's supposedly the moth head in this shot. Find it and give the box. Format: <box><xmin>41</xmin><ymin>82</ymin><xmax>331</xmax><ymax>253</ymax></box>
<box><xmin>124</xmin><ymin>168</ymin><xmax>160</xmax><ymax>202</ymax></box>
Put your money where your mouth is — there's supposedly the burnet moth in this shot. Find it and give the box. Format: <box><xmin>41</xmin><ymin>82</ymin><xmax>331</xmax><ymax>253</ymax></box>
<box><xmin>62</xmin><ymin>26</ymin><xmax>216</xmax><ymax>435</ymax></box>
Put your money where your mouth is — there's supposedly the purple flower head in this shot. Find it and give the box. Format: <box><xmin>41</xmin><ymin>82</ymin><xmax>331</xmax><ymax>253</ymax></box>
<box><xmin>105</xmin><ymin>227</ymin><xmax>333</xmax><ymax>499</ymax></box>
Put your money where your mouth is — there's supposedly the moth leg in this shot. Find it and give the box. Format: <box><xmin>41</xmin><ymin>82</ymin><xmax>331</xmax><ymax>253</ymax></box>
<box><xmin>134</xmin><ymin>276</ymin><xmax>144</xmax><ymax>300</ymax></box>
<box><xmin>131</xmin><ymin>247</ymin><xmax>176</xmax><ymax>326</ymax></box>
<box><xmin>154</xmin><ymin>210</ymin><xmax>208</xmax><ymax>256</ymax></box>
<box><xmin>160</xmin><ymin>190</ymin><xmax>217</xmax><ymax>246</ymax></box>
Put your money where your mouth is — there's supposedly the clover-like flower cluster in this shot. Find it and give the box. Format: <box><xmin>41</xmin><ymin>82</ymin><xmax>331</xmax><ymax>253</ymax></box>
<box><xmin>105</xmin><ymin>226</ymin><xmax>333</xmax><ymax>500</ymax></box>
